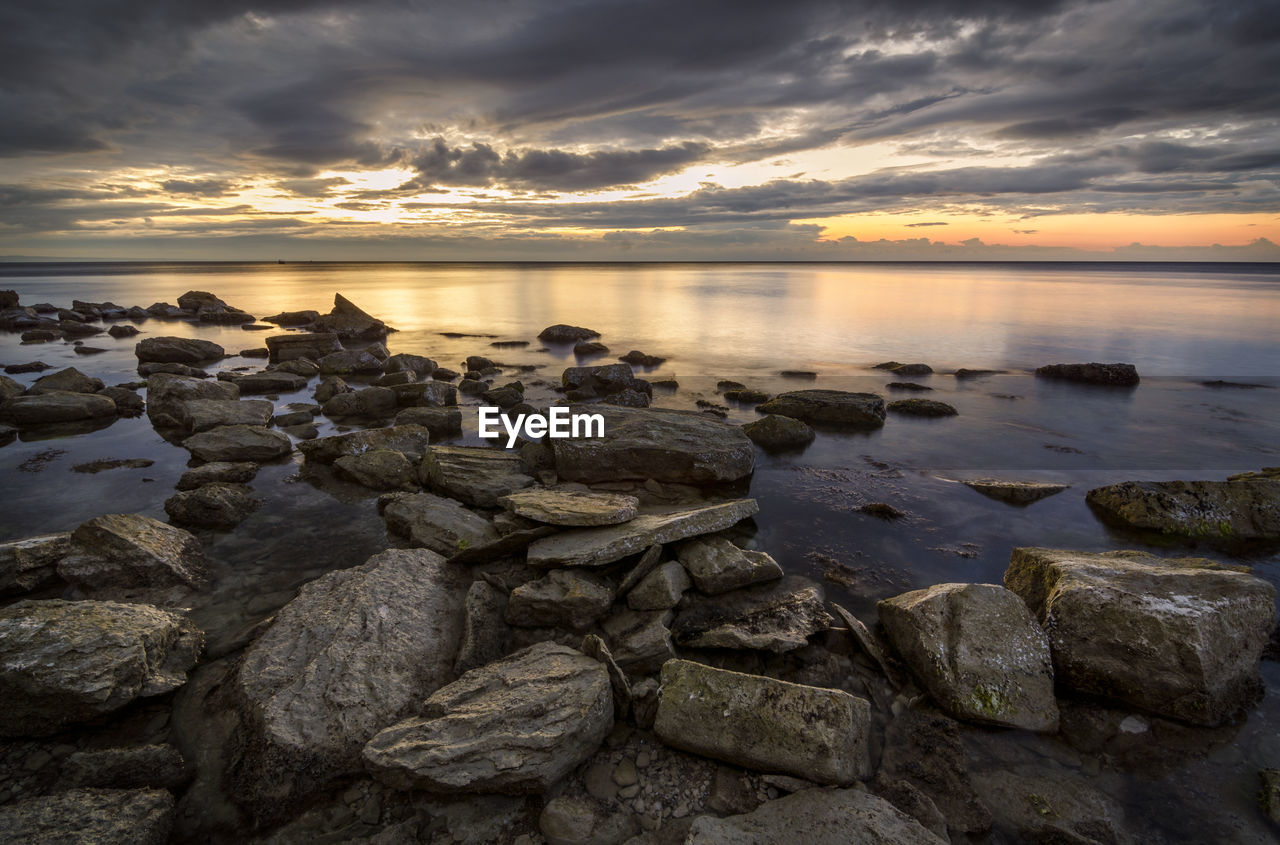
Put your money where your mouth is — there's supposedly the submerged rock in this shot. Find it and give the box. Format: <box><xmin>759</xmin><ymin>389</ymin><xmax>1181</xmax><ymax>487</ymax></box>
<box><xmin>164</xmin><ymin>483</ymin><xmax>259</xmax><ymax>529</ymax></box>
<box><xmin>887</xmin><ymin>398</ymin><xmax>957</xmax><ymax>417</ymax></box>
<box><xmin>971</xmin><ymin>768</ymin><xmax>1133</xmax><ymax>845</ymax></box>
<box><xmin>380</xmin><ymin>491</ymin><xmax>501</xmax><ymax>556</ymax></box>
<box><xmin>184</xmin><ymin>424</ymin><xmax>293</xmax><ymax>462</ymax></box>
<box><xmin>741</xmin><ymin>414</ymin><xmax>815</xmax><ymax>451</ymax></box>
<box><xmin>0</xmin><ymin>788</ymin><xmax>175</xmax><ymax>844</ymax></box>
<box><xmin>26</xmin><ymin>366</ymin><xmax>104</xmax><ymax>394</ymax></box>
<box><xmin>498</xmin><ymin>487</ymin><xmax>639</xmax><ymax>526</ymax></box>
<box><xmin>1036</xmin><ymin>362</ymin><xmax>1139</xmax><ymax>386</ymax></box>
<box><xmin>262</xmin><ymin>309</ymin><xmax>320</xmax><ymax>327</ymax></box>
<box><xmin>1005</xmin><ymin>547</ymin><xmax>1277</xmax><ymax>725</ymax></box>
<box><xmin>221</xmin><ymin>370</ymin><xmax>308</xmax><ymax>395</ymax></box>
<box><xmin>879</xmin><ymin>708</ymin><xmax>992</xmax><ymax>834</ymax></box>
<box><xmin>962</xmin><ymin>477</ymin><xmax>1070</xmax><ymax>505</ymax></box>
<box><xmin>58</xmin><ymin>513</ymin><xmax>209</xmax><ymax>590</ymax></box>
<box><xmin>135</xmin><ymin>336</ymin><xmax>224</xmax><ymax>364</ymax></box>
<box><xmin>176</xmin><ymin>461</ymin><xmax>257</xmax><ymax>490</ymax></box>
<box><xmin>676</xmin><ymin>536</ymin><xmax>783</xmax><ymax>594</ymax></box>
<box><xmin>421</xmin><ymin>445</ymin><xmax>535</xmax><ymax>507</ymax></box>
<box><xmin>755</xmin><ymin>389</ymin><xmax>886</xmax><ymax>428</ymax></box>
<box><xmin>0</xmin><ymin>599</ymin><xmax>202</xmax><ymax>736</ymax></box>
<box><xmin>879</xmin><ymin>583</ymin><xmax>1059</xmax><ymax>731</ymax></box>
<box><xmin>394</xmin><ymin>406</ymin><xmax>463</xmax><ymax>439</ymax></box>
<box><xmin>322</xmin><ymin>385</ymin><xmax>397</xmax><ymax>419</ymax></box>
<box><xmin>1085</xmin><ymin>478</ymin><xmax>1280</xmax><ymax>541</ymax></box>
<box><xmin>685</xmin><ymin>787</ymin><xmax>944</xmax><ymax>844</ymax></box>
<box><xmin>654</xmin><ymin>659</ymin><xmax>869</xmax><ymax>785</ymax></box>
<box><xmin>363</xmin><ymin>642</ymin><xmax>613</xmax><ymax>793</ymax></box>
<box><xmin>232</xmin><ymin>548</ymin><xmax>468</xmax><ymax>816</ymax></box>
<box><xmin>672</xmin><ymin>575</ymin><xmax>832</xmax><ymax>653</ymax></box>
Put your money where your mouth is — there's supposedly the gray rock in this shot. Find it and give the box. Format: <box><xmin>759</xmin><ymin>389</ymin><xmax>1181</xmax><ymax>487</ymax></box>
<box><xmin>539</xmin><ymin>324</ymin><xmax>600</xmax><ymax>343</ymax></box>
<box><xmin>741</xmin><ymin>414</ymin><xmax>815</xmax><ymax>451</ymax></box>
<box><xmin>299</xmin><ymin>424</ymin><xmax>433</xmax><ymax>464</ymax></box>
<box><xmin>0</xmin><ymin>374</ymin><xmax>23</xmax><ymax>401</ymax></box>
<box><xmin>627</xmin><ymin>561</ymin><xmax>690</xmax><ymax>610</ymax></box>
<box><xmin>971</xmin><ymin>768</ymin><xmax>1134</xmax><ymax>844</ymax></box>
<box><xmin>1036</xmin><ymin>362</ymin><xmax>1139</xmax><ymax>386</ymax></box>
<box><xmin>498</xmin><ymin>488</ymin><xmax>639</xmax><ymax>526</ymax></box>
<box><xmin>271</xmin><ymin>357</ymin><xmax>320</xmax><ymax>377</ymax></box>
<box><xmin>600</xmin><ymin>609</ymin><xmax>674</xmax><ymax>674</ymax></box>
<box><xmin>0</xmin><ymin>599</ymin><xmax>202</xmax><ymax>735</ymax></box>
<box><xmin>506</xmin><ymin>569</ymin><xmax>615</xmax><ymax>629</ymax></box>
<box><xmin>539</xmin><ymin>795</ymin><xmax>639</xmax><ymax>845</ymax></box>
<box><xmin>363</xmin><ymin>642</ymin><xmax>613</xmax><ymax>793</ymax></box>
<box><xmin>223</xmin><ymin>370</ymin><xmax>309</xmax><ymax>394</ymax></box>
<box><xmin>322</xmin><ymin>386</ymin><xmax>398</xmax><ymax>419</ymax></box>
<box><xmin>184</xmin><ymin>424</ymin><xmax>293</xmax><ymax>462</ymax></box>
<box><xmin>164</xmin><ymin>483</ymin><xmax>259</xmax><ymax>529</ymax></box>
<box><xmin>552</xmin><ymin>406</ymin><xmax>754</xmax><ymax>485</ymax></box>
<box><xmin>334</xmin><ymin>449</ymin><xmax>419</xmax><ymax>491</ymax></box>
<box><xmin>27</xmin><ymin>366</ymin><xmax>104</xmax><ymax>394</ymax></box>
<box><xmin>527</xmin><ymin>499</ymin><xmax>759</xmax><ymax>568</ymax></box>
<box><xmin>58</xmin><ymin>513</ymin><xmax>209</xmax><ymax>590</ymax></box>
<box><xmin>1005</xmin><ymin>547</ymin><xmax>1276</xmax><ymax>725</ymax></box>
<box><xmin>887</xmin><ymin>398</ymin><xmax>957</xmax><ymax>417</ymax></box>
<box><xmin>394</xmin><ymin>406</ymin><xmax>463</xmax><ymax>438</ymax></box>
<box><xmin>1261</xmin><ymin>769</ymin><xmax>1280</xmax><ymax>825</ymax></box>
<box><xmin>879</xmin><ymin>583</ymin><xmax>1059</xmax><ymax>731</ymax></box>
<box><xmin>176</xmin><ymin>398</ymin><xmax>273</xmax><ymax>432</ymax></box>
<box><xmin>137</xmin><ymin>361</ymin><xmax>209</xmax><ymax>379</ymax></box>
<box><xmin>1085</xmin><ymin>479</ymin><xmax>1280</xmax><ymax>541</ymax></box>
<box><xmin>135</xmin><ymin>336</ymin><xmax>224</xmax><ymax>364</ymax></box>
<box><xmin>266</xmin><ymin>332</ymin><xmax>342</xmax><ymax>363</ymax></box>
<box><xmin>654</xmin><ymin>659</ymin><xmax>870</xmax><ymax>785</ymax></box>
<box><xmin>686</xmin><ymin>787</ymin><xmax>944</xmax><ymax>844</ymax></box>
<box><xmin>755</xmin><ymin>389</ymin><xmax>886</xmax><ymax>428</ymax></box>
<box><xmin>677</xmin><ymin>537</ymin><xmax>782</xmax><ymax>595</ymax></box>
<box><xmin>60</xmin><ymin>744</ymin><xmax>191</xmax><ymax>790</ymax></box>
<box><xmin>384</xmin><ymin>353</ymin><xmax>436</xmax><ymax>377</ymax></box>
<box><xmin>421</xmin><ymin>445</ymin><xmax>536</xmax><ymax>507</ymax></box>
<box><xmin>96</xmin><ymin>386</ymin><xmax>144</xmax><ymax>416</ymax></box>
<box><xmin>963</xmin><ymin>478</ymin><xmax>1070</xmax><ymax>505</ymax></box>
<box><xmin>0</xmin><ymin>391</ymin><xmax>117</xmax><ymax>424</ymax></box>
<box><xmin>673</xmin><ymin>576</ymin><xmax>832</xmax><ymax>653</ymax></box>
<box><xmin>454</xmin><ymin>580</ymin><xmax>509</xmax><ymax>675</ymax></box>
<box><xmin>380</xmin><ymin>491</ymin><xmax>501</xmax><ymax>556</ymax></box>
<box><xmin>312</xmin><ymin>293</ymin><xmax>392</xmax><ymax>340</ymax></box>
<box><xmin>617</xmin><ymin>544</ymin><xmax>664</xmax><ymax>595</ymax></box>
<box><xmin>0</xmin><ymin>788</ymin><xmax>175</xmax><ymax>844</ymax></box>
<box><xmin>271</xmin><ymin>410</ymin><xmax>313</xmax><ymax>427</ymax></box>
<box><xmin>146</xmin><ymin>372</ymin><xmax>239</xmax><ymax>429</ymax></box>
<box><xmin>232</xmin><ymin>548</ymin><xmax>468</xmax><ymax>816</ymax></box>
<box><xmin>313</xmin><ymin>375</ymin><xmax>352</xmax><ymax>403</ymax></box>
<box><xmin>0</xmin><ymin>532</ymin><xmax>69</xmax><ymax>597</ymax></box>
<box><xmin>318</xmin><ymin>348</ymin><xmax>384</xmax><ymax>375</ymax></box>
<box><xmin>176</xmin><ymin>461</ymin><xmax>257</xmax><ymax>490</ymax></box>
<box><xmin>391</xmin><ymin>380</ymin><xmax>458</xmax><ymax>407</ymax></box>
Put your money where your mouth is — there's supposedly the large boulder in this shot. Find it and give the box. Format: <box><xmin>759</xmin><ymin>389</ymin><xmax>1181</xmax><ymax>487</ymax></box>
<box><xmin>0</xmin><ymin>788</ymin><xmax>175</xmax><ymax>844</ymax></box>
<box><xmin>145</xmin><ymin>372</ymin><xmax>239</xmax><ymax>429</ymax></box>
<box><xmin>421</xmin><ymin>445</ymin><xmax>535</xmax><ymax>507</ymax></box>
<box><xmin>1005</xmin><ymin>547</ymin><xmax>1277</xmax><ymax>725</ymax></box>
<box><xmin>878</xmin><ymin>583</ymin><xmax>1059</xmax><ymax>731</ymax></box>
<box><xmin>299</xmin><ymin>424</ymin><xmax>433</xmax><ymax>464</ymax></box>
<box><xmin>0</xmin><ymin>391</ymin><xmax>117</xmax><ymax>424</ymax></box>
<box><xmin>552</xmin><ymin>406</ymin><xmax>754</xmax><ymax>485</ymax></box>
<box><xmin>0</xmin><ymin>599</ymin><xmax>202</xmax><ymax>736</ymax></box>
<box><xmin>26</xmin><ymin>366</ymin><xmax>103</xmax><ymax>394</ymax></box>
<box><xmin>232</xmin><ymin>548</ymin><xmax>468</xmax><ymax>816</ymax></box>
<box><xmin>672</xmin><ymin>575</ymin><xmax>832</xmax><ymax>653</ymax></box>
<box><xmin>312</xmin><ymin>293</ymin><xmax>392</xmax><ymax>340</ymax></box>
<box><xmin>176</xmin><ymin>398</ymin><xmax>273</xmax><ymax>433</ymax></box>
<box><xmin>498</xmin><ymin>488</ymin><xmax>639</xmax><ymax>526</ymax></box>
<box><xmin>322</xmin><ymin>386</ymin><xmax>397</xmax><ymax>419</ymax></box>
<box><xmin>1035</xmin><ymin>362</ymin><xmax>1139</xmax><ymax>386</ymax></box>
<box><xmin>265</xmin><ymin>332</ymin><xmax>342</xmax><ymax>363</ymax></box>
<box><xmin>57</xmin><ymin>513</ymin><xmax>209</xmax><ymax>590</ymax></box>
<box><xmin>184</xmin><ymin>425</ymin><xmax>293</xmax><ymax>462</ymax></box>
<box><xmin>526</xmin><ymin>499</ymin><xmax>759</xmax><ymax>568</ymax></box>
<box><xmin>1085</xmin><ymin>479</ymin><xmax>1280</xmax><ymax>541</ymax></box>
<box><xmin>654</xmin><ymin>659</ymin><xmax>870</xmax><ymax>785</ymax></box>
<box><xmin>135</xmin><ymin>336</ymin><xmax>224</xmax><ymax>364</ymax></box>
<box><xmin>363</xmin><ymin>642</ymin><xmax>613</xmax><ymax>793</ymax></box>
<box><xmin>685</xmin><ymin>787</ymin><xmax>944</xmax><ymax>844</ymax></box>
<box><xmin>0</xmin><ymin>533</ymin><xmax>69</xmax><ymax>598</ymax></box>
<box><xmin>755</xmin><ymin>389</ymin><xmax>886</xmax><ymax>428</ymax></box>
<box><xmin>380</xmin><ymin>492</ymin><xmax>500</xmax><ymax>556</ymax></box>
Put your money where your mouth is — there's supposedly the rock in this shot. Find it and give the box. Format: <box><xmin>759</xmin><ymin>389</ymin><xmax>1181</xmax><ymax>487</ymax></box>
<box><xmin>263</xmin><ymin>310</ymin><xmax>321</xmax><ymax>326</ymax></box>
<box><xmin>363</xmin><ymin>642</ymin><xmax>613</xmax><ymax>793</ymax></box>
<box><xmin>886</xmin><ymin>362</ymin><xmax>934</xmax><ymax>376</ymax></box>
<box><xmin>0</xmin><ymin>599</ymin><xmax>202</xmax><ymax>735</ymax></box>
<box><xmin>299</xmin><ymin>424</ymin><xmax>433</xmax><ymax>465</ymax></box>
<box><xmin>312</xmin><ymin>376</ymin><xmax>351</xmax><ymax>407</ymax></box>
<box><xmin>676</xmin><ymin>537</ymin><xmax>783</xmax><ymax>594</ymax></box>
<box><xmin>176</xmin><ymin>290</ymin><xmax>224</xmax><ymax>311</ymax></box>
<box><xmin>164</xmin><ymin>483</ymin><xmax>259</xmax><ymax>529</ymax></box>
<box><xmin>176</xmin><ymin>398</ymin><xmax>274</xmax><ymax>432</ymax></box>
<box><xmin>272</xmin><ymin>410</ymin><xmax>314</xmax><ymax>427</ymax></box>
<box><xmin>600</xmin><ymin>609</ymin><xmax>675</xmax><ymax>673</ymax></box>
<box><xmin>723</xmin><ymin>388</ymin><xmax>770</xmax><ymax>403</ymax></box>
<box><xmin>0</xmin><ymin>391</ymin><xmax>117</xmax><ymax>424</ymax></box>
<box><xmin>0</xmin><ymin>374</ymin><xmax>22</xmax><ymax>401</ymax></box>
<box><xmin>673</xmin><ymin>575</ymin><xmax>832</xmax><ymax>653</ymax></box>
<box><xmin>458</xmin><ymin>377</ymin><xmax>486</xmax><ymax>395</ymax></box>
<box><xmin>686</xmin><ymin>787</ymin><xmax>944</xmax><ymax>844</ymax></box>
<box><xmin>561</xmin><ymin>363</ymin><xmax>650</xmax><ymax>400</ymax></box>
<box><xmin>552</xmin><ymin>406</ymin><xmax>754</xmax><ymax>485</ymax></box>
<box><xmin>176</xmin><ymin>461</ymin><xmax>257</xmax><ymax>490</ymax></box>
<box><xmin>0</xmin><ymin>532</ymin><xmax>70</xmax><ymax>598</ymax></box>
<box><xmin>61</xmin><ymin>744</ymin><xmax>191</xmax><ymax>790</ymax></box>
<box><xmin>58</xmin><ymin>513</ymin><xmax>209</xmax><ymax>590</ymax></box>
<box><xmin>539</xmin><ymin>795</ymin><xmax>639</xmax><ymax>845</ymax></box>
<box><xmin>498</xmin><ymin>488</ymin><xmax>639</xmax><ymax>526</ymax></box>
<box><xmin>72</xmin><ymin>457</ymin><xmax>154</xmax><ymax>474</ymax></box>
<box><xmin>0</xmin><ymin>290</ymin><xmax>16</xmax><ymax>308</ymax></box>
<box><xmin>539</xmin><ymin>324</ymin><xmax>600</xmax><ymax>344</ymax></box>
<box><xmin>878</xmin><ymin>583</ymin><xmax>1059</xmax><ymax>731</ymax></box>
<box><xmin>145</xmin><ymin>372</ymin><xmax>239</xmax><ymax>428</ymax></box>
<box><xmin>239</xmin><ymin>346</ymin><xmax>269</xmax><ymax>358</ymax></box>
<box><xmin>1036</xmin><ymin>362</ymin><xmax>1140</xmax><ymax>386</ymax></box>
<box><xmin>1260</xmin><ymin>769</ymin><xmax>1280</xmax><ymax>824</ymax></box>
<box><xmin>1085</xmin><ymin>478</ymin><xmax>1280</xmax><ymax>541</ymax></box>
<box><xmin>421</xmin><ymin>445</ymin><xmax>536</xmax><ymax>507</ymax></box>
<box><xmin>144</xmin><ymin>301</ymin><xmax>186</xmax><ymax>318</ymax></box>
<box><xmin>222</xmin><ymin>370</ymin><xmax>308</xmax><ymax>394</ymax></box>
<box><xmin>232</xmin><ymin>548</ymin><xmax>468</xmax><ymax>815</ymax></box>
<box><xmin>879</xmin><ymin>708</ymin><xmax>991</xmax><ymax>834</ymax></box>
<box><xmin>627</xmin><ymin>561</ymin><xmax>690</xmax><ymax>610</ymax></box>
<box><xmin>755</xmin><ymin>390</ymin><xmax>885</xmax><ymax>428</ymax></box>
<box><xmin>394</xmin><ymin>406</ymin><xmax>463</xmax><ymax>438</ymax></box>
<box><xmin>741</xmin><ymin>414</ymin><xmax>814</xmax><ymax>451</ymax></box>
<box><xmin>1005</xmin><ymin>547</ymin><xmax>1276</xmax><ymax>725</ymax></box>
<box><xmin>96</xmin><ymin>386</ymin><xmax>144</xmax><ymax>416</ymax></box>
<box><xmin>334</xmin><ymin>449</ymin><xmax>419</xmax><ymax>491</ymax></box>
<box><xmin>184</xmin><ymin>425</ymin><xmax>293</xmax><ymax>462</ymax></box>
<box><xmin>574</xmin><ymin>340</ymin><xmax>609</xmax><ymax>356</ymax></box>
<box><xmin>380</xmin><ymin>492</ymin><xmax>501</xmax><ymax>556</ymax></box>
<box><xmin>27</xmin><ymin>366</ymin><xmax>104</xmax><ymax>394</ymax></box>
<box><xmin>887</xmin><ymin>399</ymin><xmax>957</xmax><ymax>417</ymax></box>
<box><xmin>318</xmin><ymin>348</ymin><xmax>384</xmax><ymax>375</ymax></box>
<box><xmin>135</xmin><ymin>336</ymin><xmax>224</xmax><ymax>364</ymax></box>
<box><xmin>312</xmin><ymin>293</ymin><xmax>392</xmax><ymax>340</ymax></box>
<box><xmin>971</xmin><ymin>768</ymin><xmax>1133</xmax><ymax>844</ymax></box>
<box><xmin>873</xmin><ymin>778</ymin><xmax>949</xmax><ymax>841</ymax></box>
<box><xmin>4</xmin><ymin>361</ymin><xmax>52</xmax><ymax>374</ymax></box>
<box><xmin>654</xmin><ymin>659</ymin><xmax>870</xmax><ymax>785</ymax></box>
<box><xmin>528</xmin><ymin>499</ymin><xmax>758</xmax><ymax>568</ymax></box>
<box><xmin>963</xmin><ymin>477</ymin><xmax>1070</xmax><ymax>505</ymax></box>
<box><xmin>377</xmin><ymin>370</ymin><xmax>417</xmax><ymax>387</ymax></box>
<box><xmin>384</xmin><ymin>353</ymin><xmax>436</xmax><ymax>377</ymax></box>
<box><xmin>322</xmin><ymin>386</ymin><xmax>398</xmax><ymax>419</ymax></box>
<box><xmin>887</xmin><ymin>381</ymin><xmax>933</xmax><ymax>392</ymax></box>
<box><xmin>266</xmin><ymin>332</ymin><xmax>342</xmax><ymax>363</ymax></box>
<box><xmin>506</xmin><ymin>569</ymin><xmax>615</xmax><ymax>629</ymax></box>
<box><xmin>0</xmin><ymin>788</ymin><xmax>175</xmax><ymax>844</ymax></box>
<box><xmin>619</xmin><ymin>350</ymin><xmax>665</xmax><ymax>367</ymax></box>
<box><xmin>455</xmin><ymin>580</ymin><xmax>509</xmax><ymax>675</ymax></box>
<box><xmin>137</xmin><ymin>361</ymin><xmax>210</xmax><ymax>379</ymax></box>
<box><xmin>432</xmin><ymin>367</ymin><xmax>460</xmax><ymax>381</ymax></box>
<box><xmin>391</xmin><ymin>380</ymin><xmax>458</xmax><ymax>407</ymax></box>
<box><xmin>271</xmin><ymin>357</ymin><xmax>320</xmax><ymax>377</ymax></box>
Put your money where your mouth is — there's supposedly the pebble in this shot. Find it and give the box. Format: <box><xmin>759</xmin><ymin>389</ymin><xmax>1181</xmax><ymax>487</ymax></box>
<box><xmin>358</xmin><ymin>794</ymin><xmax>381</xmax><ymax>825</ymax></box>
<box><xmin>619</xmin><ymin>784</ymin><xmax>640</xmax><ymax>799</ymax></box>
<box><xmin>635</xmin><ymin>751</ymin><xmax>651</xmax><ymax>768</ymax></box>
<box><xmin>23</xmin><ymin>750</ymin><xmax>52</xmax><ymax>771</ymax></box>
<box><xmin>613</xmin><ymin>758</ymin><xmax>639</xmax><ymax>787</ymax></box>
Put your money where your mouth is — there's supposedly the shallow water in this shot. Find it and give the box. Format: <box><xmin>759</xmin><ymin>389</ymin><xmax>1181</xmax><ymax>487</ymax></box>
<box><xmin>1</xmin><ymin>261</ymin><xmax>1278</xmax><ymax>841</ymax></box>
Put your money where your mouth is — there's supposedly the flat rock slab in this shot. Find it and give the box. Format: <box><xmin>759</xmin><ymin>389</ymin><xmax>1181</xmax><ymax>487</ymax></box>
<box><xmin>232</xmin><ymin>548</ymin><xmax>468</xmax><ymax>817</ymax></box>
<box><xmin>1005</xmin><ymin>547</ymin><xmax>1277</xmax><ymax>725</ymax></box>
<box><xmin>755</xmin><ymin>389</ymin><xmax>886</xmax><ymax>428</ymax></box>
<box><xmin>879</xmin><ymin>583</ymin><xmax>1059</xmax><ymax>731</ymax></box>
<box><xmin>298</xmin><ymin>424</ymin><xmax>433</xmax><ymax>464</ymax></box>
<box><xmin>421</xmin><ymin>445</ymin><xmax>535</xmax><ymax>507</ymax></box>
<box><xmin>0</xmin><ymin>599</ymin><xmax>202</xmax><ymax>736</ymax></box>
<box><xmin>672</xmin><ymin>575</ymin><xmax>832</xmax><ymax>653</ymax></box>
<box><xmin>265</xmin><ymin>332</ymin><xmax>341</xmax><ymax>363</ymax></box>
<box><xmin>526</xmin><ymin>499</ymin><xmax>759</xmax><ymax>568</ymax></box>
<box><xmin>1085</xmin><ymin>479</ymin><xmax>1280</xmax><ymax>541</ymax></box>
<box><xmin>686</xmin><ymin>787</ymin><xmax>944</xmax><ymax>845</ymax></box>
<box><xmin>135</xmin><ymin>336</ymin><xmax>224</xmax><ymax>364</ymax></box>
<box><xmin>0</xmin><ymin>788</ymin><xmax>175</xmax><ymax>845</ymax></box>
<box><xmin>0</xmin><ymin>391</ymin><xmax>117</xmax><ymax>424</ymax></box>
<box><xmin>654</xmin><ymin>659</ymin><xmax>869</xmax><ymax>785</ymax></box>
<box><xmin>380</xmin><ymin>492</ymin><xmax>500</xmax><ymax>556</ymax></box>
<box><xmin>176</xmin><ymin>461</ymin><xmax>257</xmax><ymax>490</ymax></box>
<box><xmin>184</xmin><ymin>424</ymin><xmax>293</xmax><ymax>462</ymax></box>
<box><xmin>551</xmin><ymin>406</ymin><xmax>755</xmax><ymax>485</ymax></box>
<box><xmin>963</xmin><ymin>478</ymin><xmax>1069</xmax><ymax>506</ymax></box>
<box><xmin>363</xmin><ymin>642</ymin><xmax>613</xmax><ymax>793</ymax></box>
<box><xmin>176</xmin><ymin>398</ymin><xmax>273</xmax><ymax>433</ymax></box>
<box><xmin>224</xmin><ymin>371</ymin><xmax>309</xmax><ymax>394</ymax></box>
<box><xmin>676</xmin><ymin>536</ymin><xmax>782</xmax><ymax>594</ymax></box>
<box><xmin>58</xmin><ymin>513</ymin><xmax>209</xmax><ymax>590</ymax></box>
<box><xmin>498</xmin><ymin>488</ymin><xmax>639</xmax><ymax>526</ymax></box>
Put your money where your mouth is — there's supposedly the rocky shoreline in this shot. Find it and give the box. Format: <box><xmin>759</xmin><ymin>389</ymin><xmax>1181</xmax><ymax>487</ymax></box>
<box><xmin>0</xmin><ymin>288</ymin><xmax>1278</xmax><ymax>843</ymax></box>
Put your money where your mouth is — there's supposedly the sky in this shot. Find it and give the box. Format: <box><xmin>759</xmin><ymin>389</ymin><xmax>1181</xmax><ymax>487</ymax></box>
<box><xmin>1</xmin><ymin>0</ymin><xmax>1278</xmax><ymax>261</ymax></box>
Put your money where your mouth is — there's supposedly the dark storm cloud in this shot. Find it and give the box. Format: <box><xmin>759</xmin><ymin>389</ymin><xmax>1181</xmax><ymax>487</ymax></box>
<box><xmin>162</xmin><ymin>178</ymin><xmax>236</xmax><ymax>196</ymax></box>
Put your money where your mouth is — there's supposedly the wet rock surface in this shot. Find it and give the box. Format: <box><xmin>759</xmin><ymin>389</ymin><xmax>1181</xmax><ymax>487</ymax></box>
<box><xmin>498</xmin><ymin>487</ymin><xmax>640</xmax><ymax>526</ymax></box>
<box><xmin>58</xmin><ymin>513</ymin><xmax>209</xmax><ymax>590</ymax></box>
<box><xmin>1086</xmin><ymin>478</ymin><xmax>1280</xmax><ymax>541</ymax></box>
<box><xmin>184</xmin><ymin>425</ymin><xmax>293</xmax><ymax>462</ymax></box>
<box><xmin>420</xmin><ymin>445</ymin><xmax>535</xmax><ymax>507</ymax></box>
<box><xmin>755</xmin><ymin>389</ymin><xmax>886</xmax><ymax>428</ymax></box>
<box><xmin>672</xmin><ymin>575</ymin><xmax>831</xmax><ymax>652</ymax></box>
<box><xmin>1036</xmin><ymin>361</ymin><xmax>1140</xmax><ymax>385</ymax></box>
<box><xmin>963</xmin><ymin>477</ymin><xmax>1070</xmax><ymax>505</ymax></box>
